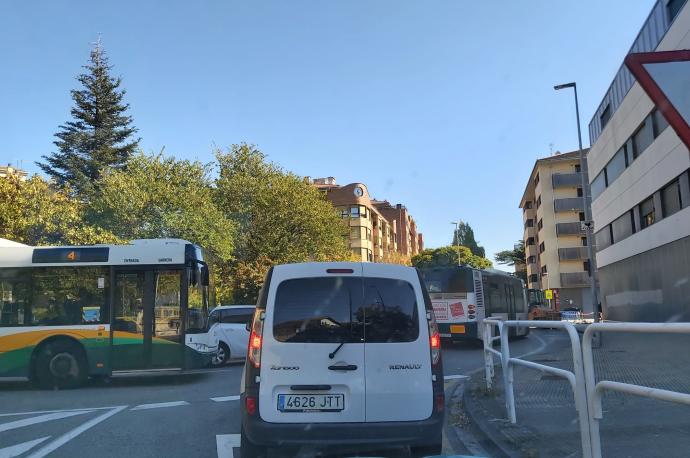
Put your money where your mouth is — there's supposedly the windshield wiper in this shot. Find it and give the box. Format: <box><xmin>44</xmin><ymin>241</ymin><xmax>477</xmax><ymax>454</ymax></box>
<box><xmin>329</xmin><ymin>341</ymin><xmax>345</xmax><ymax>359</ymax></box>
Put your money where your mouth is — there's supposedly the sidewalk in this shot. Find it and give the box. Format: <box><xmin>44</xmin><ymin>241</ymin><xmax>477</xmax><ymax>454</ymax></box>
<box><xmin>463</xmin><ymin>328</ymin><xmax>690</xmax><ymax>458</ymax></box>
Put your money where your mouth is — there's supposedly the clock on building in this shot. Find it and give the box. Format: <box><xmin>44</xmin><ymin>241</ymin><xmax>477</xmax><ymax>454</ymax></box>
<box><xmin>354</xmin><ymin>186</ymin><xmax>364</xmax><ymax>197</ymax></box>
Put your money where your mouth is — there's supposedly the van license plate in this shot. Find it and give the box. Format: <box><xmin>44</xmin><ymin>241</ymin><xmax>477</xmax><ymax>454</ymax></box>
<box><xmin>278</xmin><ymin>394</ymin><xmax>344</xmax><ymax>412</ymax></box>
<box><xmin>450</xmin><ymin>325</ymin><xmax>466</xmax><ymax>334</ymax></box>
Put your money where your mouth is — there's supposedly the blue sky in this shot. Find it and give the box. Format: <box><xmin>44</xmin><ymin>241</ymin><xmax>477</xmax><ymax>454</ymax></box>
<box><xmin>0</xmin><ymin>0</ymin><xmax>656</xmax><ymax>264</ymax></box>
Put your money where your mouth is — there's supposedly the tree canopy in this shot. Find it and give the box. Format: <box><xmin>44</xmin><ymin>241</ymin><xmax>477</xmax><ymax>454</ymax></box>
<box><xmin>452</xmin><ymin>221</ymin><xmax>485</xmax><ymax>257</ymax></box>
<box><xmin>411</xmin><ymin>245</ymin><xmax>492</xmax><ymax>270</ymax></box>
<box><xmin>494</xmin><ymin>240</ymin><xmax>526</xmax><ymax>266</ymax></box>
<box><xmin>38</xmin><ymin>40</ymin><xmax>139</xmax><ymax>196</ymax></box>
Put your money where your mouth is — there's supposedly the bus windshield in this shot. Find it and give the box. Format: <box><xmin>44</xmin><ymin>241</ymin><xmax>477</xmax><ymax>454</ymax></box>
<box><xmin>421</xmin><ymin>268</ymin><xmax>474</xmax><ymax>294</ymax></box>
<box><xmin>187</xmin><ymin>260</ymin><xmax>213</xmax><ymax>332</ymax></box>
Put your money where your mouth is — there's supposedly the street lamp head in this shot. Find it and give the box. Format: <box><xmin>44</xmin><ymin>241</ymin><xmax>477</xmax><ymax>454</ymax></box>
<box><xmin>554</xmin><ymin>82</ymin><xmax>576</xmax><ymax>90</ymax></box>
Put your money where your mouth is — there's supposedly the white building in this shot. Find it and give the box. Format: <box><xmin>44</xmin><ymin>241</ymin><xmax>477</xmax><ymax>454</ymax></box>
<box><xmin>587</xmin><ymin>0</ymin><xmax>690</xmax><ymax>321</ymax></box>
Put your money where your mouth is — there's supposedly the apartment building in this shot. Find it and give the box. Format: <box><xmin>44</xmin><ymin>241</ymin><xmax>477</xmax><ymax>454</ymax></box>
<box><xmin>311</xmin><ymin>177</ymin><xmax>423</xmax><ymax>262</ymax></box>
<box><xmin>587</xmin><ymin>0</ymin><xmax>690</xmax><ymax>321</ymax></box>
<box><xmin>0</xmin><ymin>165</ymin><xmax>28</xmax><ymax>181</ymax></box>
<box><xmin>519</xmin><ymin>150</ymin><xmax>593</xmax><ymax>312</ymax></box>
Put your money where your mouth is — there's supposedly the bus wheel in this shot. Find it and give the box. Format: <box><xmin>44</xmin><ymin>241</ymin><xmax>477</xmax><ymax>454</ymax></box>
<box><xmin>35</xmin><ymin>340</ymin><xmax>88</xmax><ymax>389</ymax></box>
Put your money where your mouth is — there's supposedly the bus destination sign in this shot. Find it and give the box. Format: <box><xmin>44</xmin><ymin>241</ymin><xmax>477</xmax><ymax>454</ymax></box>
<box><xmin>32</xmin><ymin>247</ymin><xmax>110</xmax><ymax>264</ymax></box>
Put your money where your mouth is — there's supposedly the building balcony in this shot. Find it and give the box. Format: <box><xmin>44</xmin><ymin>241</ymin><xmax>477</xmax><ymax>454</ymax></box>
<box><xmin>556</xmin><ymin>221</ymin><xmax>584</xmax><ymax>236</ymax></box>
<box><xmin>525</xmin><ymin>244</ymin><xmax>537</xmax><ymax>257</ymax></box>
<box><xmin>558</xmin><ymin>246</ymin><xmax>589</xmax><ymax>261</ymax></box>
<box><xmin>554</xmin><ymin>197</ymin><xmax>584</xmax><ymax>213</ymax></box>
<box><xmin>552</xmin><ymin>172</ymin><xmax>582</xmax><ymax>188</ymax></box>
<box><xmin>560</xmin><ymin>271</ymin><xmax>590</xmax><ymax>287</ymax></box>
<box><xmin>524</xmin><ymin>226</ymin><xmax>536</xmax><ymax>239</ymax></box>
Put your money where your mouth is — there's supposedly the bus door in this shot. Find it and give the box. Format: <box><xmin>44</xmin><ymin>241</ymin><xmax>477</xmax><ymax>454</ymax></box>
<box><xmin>110</xmin><ymin>269</ymin><xmax>184</xmax><ymax>371</ymax></box>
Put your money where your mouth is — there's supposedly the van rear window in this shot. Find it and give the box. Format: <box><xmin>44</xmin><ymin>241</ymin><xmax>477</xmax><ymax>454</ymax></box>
<box><xmin>361</xmin><ymin>278</ymin><xmax>419</xmax><ymax>343</ymax></box>
<box><xmin>273</xmin><ymin>277</ymin><xmax>361</xmax><ymax>343</ymax></box>
<box><xmin>272</xmin><ymin>276</ymin><xmax>419</xmax><ymax>343</ymax></box>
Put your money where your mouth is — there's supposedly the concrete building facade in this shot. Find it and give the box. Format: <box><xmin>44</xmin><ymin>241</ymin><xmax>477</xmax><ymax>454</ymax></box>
<box><xmin>520</xmin><ymin>150</ymin><xmax>594</xmax><ymax>312</ymax></box>
<box><xmin>311</xmin><ymin>177</ymin><xmax>423</xmax><ymax>262</ymax></box>
<box><xmin>587</xmin><ymin>0</ymin><xmax>690</xmax><ymax>321</ymax></box>
<box><xmin>0</xmin><ymin>165</ymin><xmax>28</xmax><ymax>181</ymax></box>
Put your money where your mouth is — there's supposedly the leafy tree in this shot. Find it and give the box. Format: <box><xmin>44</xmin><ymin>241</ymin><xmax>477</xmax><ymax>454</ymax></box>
<box><xmin>411</xmin><ymin>245</ymin><xmax>492</xmax><ymax>270</ymax></box>
<box><xmin>214</xmin><ymin>144</ymin><xmax>350</xmax><ymax>303</ymax></box>
<box><xmin>87</xmin><ymin>153</ymin><xmax>235</xmax><ymax>265</ymax></box>
<box><xmin>38</xmin><ymin>39</ymin><xmax>139</xmax><ymax>195</ymax></box>
<box><xmin>452</xmin><ymin>221</ymin><xmax>485</xmax><ymax>257</ymax></box>
<box><xmin>494</xmin><ymin>240</ymin><xmax>525</xmax><ymax>266</ymax></box>
<box><xmin>0</xmin><ymin>173</ymin><xmax>118</xmax><ymax>246</ymax></box>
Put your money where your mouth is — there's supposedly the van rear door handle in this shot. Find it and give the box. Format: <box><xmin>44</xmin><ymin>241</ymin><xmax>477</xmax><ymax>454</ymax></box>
<box><xmin>328</xmin><ymin>364</ymin><xmax>358</xmax><ymax>371</ymax></box>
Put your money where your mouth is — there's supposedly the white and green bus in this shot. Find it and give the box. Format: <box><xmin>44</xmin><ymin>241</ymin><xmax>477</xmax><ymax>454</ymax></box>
<box><xmin>419</xmin><ymin>266</ymin><xmax>529</xmax><ymax>342</ymax></box>
<box><xmin>0</xmin><ymin>238</ymin><xmax>217</xmax><ymax>388</ymax></box>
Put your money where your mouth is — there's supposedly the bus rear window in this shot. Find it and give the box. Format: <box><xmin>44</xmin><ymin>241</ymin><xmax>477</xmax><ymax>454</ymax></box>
<box><xmin>273</xmin><ymin>277</ymin><xmax>361</xmax><ymax>343</ymax></box>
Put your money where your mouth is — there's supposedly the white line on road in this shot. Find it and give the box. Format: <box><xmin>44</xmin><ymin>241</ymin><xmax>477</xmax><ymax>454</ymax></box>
<box><xmin>27</xmin><ymin>406</ymin><xmax>127</xmax><ymax>458</ymax></box>
<box><xmin>0</xmin><ymin>406</ymin><xmax>121</xmax><ymax>418</ymax></box>
<box><xmin>210</xmin><ymin>395</ymin><xmax>240</xmax><ymax>402</ymax></box>
<box><xmin>444</xmin><ymin>375</ymin><xmax>469</xmax><ymax>380</ymax></box>
<box><xmin>131</xmin><ymin>401</ymin><xmax>189</xmax><ymax>411</ymax></box>
<box><xmin>0</xmin><ymin>436</ymin><xmax>50</xmax><ymax>458</ymax></box>
<box><xmin>0</xmin><ymin>411</ymin><xmax>91</xmax><ymax>433</ymax></box>
<box><xmin>216</xmin><ymin>434</ymin><xmax>241</xmax><ymax>458</ymax></box>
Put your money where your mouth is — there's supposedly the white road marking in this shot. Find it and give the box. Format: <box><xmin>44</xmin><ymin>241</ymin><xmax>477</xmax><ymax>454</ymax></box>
<box><xmin>210</xmin><ymin>395</ymin><xmax>240</xmax><ymax>402</ymax></box>
<box><xmin>0</xmin><ymin>406</ymin><xmax>122</xmax><ymax>418</ymax></box>
<box><xmin>0</xmin><ymin>436</ymin><xmax>50</xmax><ymax>458</ymax></box>
<box><xmin>444</xmin><ymin>374</ymin><xmax>469</xmax><ymax>380</ymax></box>
<box><xmin>27</xmin><ymin>406</ymin><xmax>127</xmax><ymax>458</ymax></box>
<box><xmin>131</xmin><ymin>401</ymin><xmax>189</xmax><ymax>411</ymax></box>
<box><xmin>216</xmin><ymin>434</ymin><xmax>241</xmax><ymax>458</ymax></box>
<box><xmin>0</xmin><ymin>411</ymin><xmax>91</xmax><ymax>433</ymax></box>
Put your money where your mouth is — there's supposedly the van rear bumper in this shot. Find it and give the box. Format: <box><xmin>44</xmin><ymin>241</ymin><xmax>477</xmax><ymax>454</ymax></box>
<box><xmin>242</xmin><ymin>398</ymin><xmax>443</xmax><ymax>447</ymax></box>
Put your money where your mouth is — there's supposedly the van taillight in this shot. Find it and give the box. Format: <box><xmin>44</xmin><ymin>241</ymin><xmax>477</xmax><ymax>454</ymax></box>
<box><xmin>428</xmin><ymin>313</ymin><xmax>441</xmax><ymax>366</ymax></box>
<box><xmin>248</xmin><ymin>311</ymin><xmax>264</xmax><ymax>368</ymax></box>
<box><xmin>245</xmin><ymin>396</ymin><xmax>257</xmax><ymax>416</ymax></box>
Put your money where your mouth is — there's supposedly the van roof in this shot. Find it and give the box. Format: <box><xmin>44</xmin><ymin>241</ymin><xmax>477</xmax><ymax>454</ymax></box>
<box><xmin>272</xmin><ymin>261</ymin><xmax>417</xmax><ymax>275</ymax></box>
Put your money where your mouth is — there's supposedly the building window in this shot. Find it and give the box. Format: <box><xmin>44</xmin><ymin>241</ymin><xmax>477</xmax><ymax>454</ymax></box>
<box><xmin>591</xmin><ymin>170</ymin><xmax>607</xmax><ymax>201</ymax></box>
<box><xmin>575</xmin><ymin>164</ymin><xmax>581</xmax><ymax>173</ymax></box>
<box><xmin>537</xmin><ymin>219</ymin><xmax>543</xmax><ymax>230</ymax></box>
<box><xmin>606</xmin><ymin>145</ymin><xmax>627</xmax><ymax>184</ymax></box>
<box><xmin>366</xmin><ymin>227</ymin><xmax>372</xmax><ymax>241</ymax></box>
<box><xmin>526</xmin><ymin>237</ymin><xmax>535</xmax><ymax>246</ymax></box>
<box><xmin>612</xmin><ymin>210</ymin><xmax>635</xmax><ymax>242</ymax></box>
<box><xmin>534</xmin><ymin>173</ymin><xmax>540</xmax><ymax>186</ymax></box>
<box><xmin>529</xmin><ymin>274</ymin><xmax>539</xmax><ymax>283</ymax></box>
<box><xmin>600</xmin><ymin>104</ymin><xmax>611</xmax><ymax>129</ymax></box>
<box><xmin>527</xmin><ymin>256</ymin><xmax>536</xmax><ymax>264</ymax></box>
<box><xmin>668</xmin><ymin>0</ymin><xmax>684</xmax><ymax>22</ymax></box>
<box><xmin>525</xmin><ymin>219</ymin><xmax>534</xmax><ymax>228</ymax></box>
<box><xmin>539</xmin><ymin>242</ymin><xmax>545</xmax><ymax>253</ymax></box>
<box><xmin>581</xmin><ymin>236</ymin><xmax>588</xmax><ymax>246</ymax></box>
<box><xmin>595</xmin><ymin>225</ymin><xmax>613</xmax><ymax>251</ymax></box>
<box><xmin>662</xmin><ymin>179</ymin><xmax>682</xmax><ymax>217</ymax></box>
<box><xmin>577</xmin><ymin>187</ymin><xmax>583</xmax><ymax>197</ymax></box>
<box><xmin>653</xmin><ymin>109</ymin><xmax>670</xmax><ymax>136</ymax></box>
<box><xmin>350</xmin><ymin>206</ymin><xmax>360</xmax><ymax>218</ymax></box>
<box><xmin>524</xmin><ymin>201</ymin><xmax>533</xmax><ymax>209</ymax></box>
<box><xmin>541</xmin><ymin>265</ymin><xmax>547</xmax><ymax>275</ymax></box>
<box><xmin>632</xmin><ymin>115</ymin><xmax>654</xmax><ymax>159</ymax></box>
<box><xmin>579</xmin><ymin>212</ymin><xmax>586</xmax><ymax>222</ymax></box>
<box><xmin>639</xmin><ymin>196</ymin><xmax>655</xmax><ymax>229</ymax></box>
<box><xmin>584</xmin><ymin>260</ymin><xmax>591</xmax><ymax>275</ymax></box>
<box><xmin>536</xmin><ymin>195</ymin><xmax>542</xmax><ymax>208</ymax></box>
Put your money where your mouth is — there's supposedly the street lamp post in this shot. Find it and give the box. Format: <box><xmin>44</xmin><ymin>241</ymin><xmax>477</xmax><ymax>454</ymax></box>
<box><xmin>554</xmin><ymin>82</ymin><xmax>599</xmax><ymax>321</ymax></box>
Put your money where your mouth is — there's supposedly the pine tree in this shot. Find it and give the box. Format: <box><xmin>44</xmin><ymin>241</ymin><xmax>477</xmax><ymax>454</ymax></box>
<box><xmin>38</xmin><ymin>38</ymin><xmax>139</xmax><ymax>195</ymax></box>
<box><xmin>452</xmin><ymin>221</ymin><xmax>486</xmax><ymax>258</ymax></box>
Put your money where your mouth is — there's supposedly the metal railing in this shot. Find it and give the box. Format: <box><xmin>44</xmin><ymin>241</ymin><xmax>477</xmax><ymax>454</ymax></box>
<box><xmin>483</xmin><ymin>319</ymin><xmax>593</xmax><ymax>458</ymax></box>
<box><xmin>483</xmin><ymin>319</ymin><xmax>690</xmax><ymax>458</ymax></box>
<box><xmin>560</xmin><ymin>271</ymin><xmax>590</xmax><ymax>287</ymax></box>
<box><xmin>559</xmin><ymin>246</ymin><xmax>589</xmax><ymax>261</ymax></box>
<box><xmin>552</xmin><ymin>172</ymin><xmax>582</xmax><ymax>188</ymax></box>
<box><xmin>583</xmin><ymin>322</ymin><xmax>690</xmax><ymax>458</ymax></box>
<box><xmin>556</xmin><ymin>221</ymin><xmax>585</xmax><ymax>236</ymax></box>
<box><xmin>554</xmin><ymin>197</ymin><xmax>584</xmax><ymax>213</ymax></box>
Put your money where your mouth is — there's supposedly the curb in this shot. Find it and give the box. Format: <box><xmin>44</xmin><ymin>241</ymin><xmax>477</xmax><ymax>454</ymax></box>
<box><xmin>462</xmin><ymin>381</ymin><xmax>520</xmax><ymax>458</ymax></box>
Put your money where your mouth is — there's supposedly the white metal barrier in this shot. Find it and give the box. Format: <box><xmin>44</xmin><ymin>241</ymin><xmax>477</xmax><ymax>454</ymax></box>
<box><xmin>583</xmin><ymin>322</ymin><xmax>690</xmax><ymax>458</ymax></box>
<box><xmin>482</xmin><ymin>319</ymin><xmax>593</xmax><ymax>458</ymax></box>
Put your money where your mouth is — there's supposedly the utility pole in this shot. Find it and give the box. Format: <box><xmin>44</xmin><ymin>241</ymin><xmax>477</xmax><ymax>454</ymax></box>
<box><xmin>554</xmin><ymin>82</ymin><xmax>599</xmax><ymax>321</ymax></box>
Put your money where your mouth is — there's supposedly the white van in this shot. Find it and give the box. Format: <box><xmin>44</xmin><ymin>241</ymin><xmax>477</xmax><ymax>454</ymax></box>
<box><xmin>240</xmin><ymin>262</ymin><xmax>444</xmax><ymax>458</ymax></box>
<box><xmin>208</xmin><ymin>305</ymin><xmax>255</xmax><ymax>366</ymax></box>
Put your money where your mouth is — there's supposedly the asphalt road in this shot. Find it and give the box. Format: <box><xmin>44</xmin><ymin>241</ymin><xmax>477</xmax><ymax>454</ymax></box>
<box><xmin>0</xmin><ymin>332</ymin><xmax>546</xmax><ymax>458</ymax></box>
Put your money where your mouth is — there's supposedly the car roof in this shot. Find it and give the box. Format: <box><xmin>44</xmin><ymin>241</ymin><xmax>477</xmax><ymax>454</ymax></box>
<box><xmin>212</xmin><ymin>305</ymin><xmax>255</xmax><ymax>312</ymax></box>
